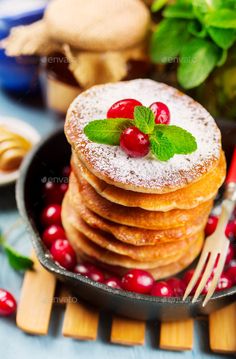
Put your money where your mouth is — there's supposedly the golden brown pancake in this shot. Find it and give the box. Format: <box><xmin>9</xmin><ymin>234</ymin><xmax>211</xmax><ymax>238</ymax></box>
<box><xmin>65</xmin><ymin>187</ymin><xmax>209</xmax><ymax>245</ymax></box>
<box><xmin>65</xmin><ymin>80</ymin><xmax>222</xmax><ymax>194</ymax></box>
<box><xmin>62</xmin><ymin>192</ymin><xmax>205</xmax><ymax>261</ymax></box>
<box><xmin>62</xmin><ymin>204</ymin><xmax>204</xmax><ymax>269</ymax></box>
<box><xmin>71</xmin><ymin>150</ymin><xmax>226</xmax><ymax>211</ymax></box>
<box><xmin>69</xmin><ymin>172</ymin><xmax>213</xmax><ymax>230</ymax></box>
<box><xmin>75</xmin><ymin>238</ymin><xmax>203</xmax><ymax>280</ymax></box>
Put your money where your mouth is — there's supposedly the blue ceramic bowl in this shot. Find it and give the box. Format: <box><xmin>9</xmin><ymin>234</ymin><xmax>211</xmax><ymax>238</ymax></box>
<box><xmin>0</xmin><ymin>0</ymin><xmax>47</xmax><ymax>93</ymax></box>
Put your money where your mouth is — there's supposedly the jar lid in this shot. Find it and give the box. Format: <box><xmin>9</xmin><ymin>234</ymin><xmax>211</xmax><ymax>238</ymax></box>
<box><xmin>45</xmin><ymin>0</ymin><xmax>150</xmax><ymax>51</ymax></box>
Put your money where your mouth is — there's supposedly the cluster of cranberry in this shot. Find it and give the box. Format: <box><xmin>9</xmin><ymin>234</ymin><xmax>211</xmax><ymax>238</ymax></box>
<box><xmin>39</xmin><ymin>170</ymin><xmax>236</xmax><ymax>298</ymax></box>
<box><xmin>107</xmin><ymin>99</ymin><xmax>170</xmax><ymax>157</ymax></box>
<box><xmin>1</xmin><ymin>176</ymin><xmax>236</xmax><ymax>317</ymax></box>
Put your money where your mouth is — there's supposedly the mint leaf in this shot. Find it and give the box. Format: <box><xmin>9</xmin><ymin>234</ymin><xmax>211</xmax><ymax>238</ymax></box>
<box><xmin>192</xmin><ymin>0</ymin><xmax>212</xmax><ymax>21</ymax></box>
<box><xmin>206</xmin><ymin>9</ymin><xmax>236</xmax><ymax>29</ymax></box>
<box><xmin>150</xmin><ymin>19</ymin><xmax>190</xmax><ymax>63</ymax></box>
<box><xmin>163</xmin><ymin>3</ymin><xmax>195</xmax><ymax>19</ymax></box>
<box><xmin>188</xmin><ymin>21</ymin><xmax>207</xmax><ymax>38</ymax></box>
<box><xmin>84</xmin><ymin>119</ymin><xmax>132</xmax><ymax>145</ymax></box>
<box><xmin>207</xmin><ymin>27</ymin><xmax>236</xmax><ymax>49</ymax></box>
<box><xmin>177</xmin><ymin>38</ymin><xmax>220</xmax><ymax>89</ymax></box>
<box><xmin>151</xmin><ymin>0</ymin><xmax>168</xmax><ymax>12</ymax></box>
<box><xmin>150</xmin><ymin>130</ymin><xmax>175</xmax><ymax>161</ymax></box>
<box><xmin>3</xmin><ymin>243</ymin><xmax>34</xmax><ymax>271</ymax></box>
<box><xmin>156</xmin><ymin>125</ymin><xmax>197</xmax><ymax>154</ymax></box>
<box><xmin>217</xmin><ymin>49</ymin><xmax>228</xmax><ymax>66</ymax></box>
<box><xmin>134</xmin><ymin>106</ymin><xmax>155</xmax><ymax>134</ymax></box>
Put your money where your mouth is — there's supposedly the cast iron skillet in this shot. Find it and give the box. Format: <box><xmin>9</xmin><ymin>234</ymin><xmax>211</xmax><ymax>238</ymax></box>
<box><xmin>16</xmin><ymin>121</ymin><xmax>236</xmax><ymax>321</ymax></box>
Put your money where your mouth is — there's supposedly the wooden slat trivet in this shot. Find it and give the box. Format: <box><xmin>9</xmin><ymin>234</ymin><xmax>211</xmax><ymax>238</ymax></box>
<box><xmin>16</xmin><ymin>255</ymin><xmax>236</xmax><ymax>353</ymax></box>
<box><xmin>111</xmin><ymin>316</ymin><xmax>146</xmax><ymax>345</ymax></box>
<box><xmin>16</xmin><ymin>251</ymin><xmax>57</xmax><ymax>335</ymax></box>
<box><xmin>61</xmin><ymin>288</ymin><xmax>99</xmax><ymax>340</ymax></box>
<box><xmin>209</xmin><ymin>302</ymin><xmax>236</xmax><ymax>353</ymax></box>
<box><xmin>159</xmin><ymin>319</ymin><xmax>194</xmax><ymax>351</ymax></box>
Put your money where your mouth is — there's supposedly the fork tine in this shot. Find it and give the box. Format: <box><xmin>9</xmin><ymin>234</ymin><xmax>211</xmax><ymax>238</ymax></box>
<box><xmin>203</xmin><ymin>244</ymin><xmax>230</xmax><ymax>307</ymax></box>
<box><xmin>192</xmin><ymin>253</ymin><xmax>218</xmax><ymax>303</ymax></box>
<box><xmin>183</xmin><ymin>250</ymin><xmax>209</xmax><ymax>300</ymax></box>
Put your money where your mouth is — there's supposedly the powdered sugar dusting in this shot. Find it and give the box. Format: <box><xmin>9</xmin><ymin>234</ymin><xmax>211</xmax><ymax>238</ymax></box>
<box><xmin>65</xmin><ymin>79</ymin><xmax>221</xmax><ymax>191</ymax></box>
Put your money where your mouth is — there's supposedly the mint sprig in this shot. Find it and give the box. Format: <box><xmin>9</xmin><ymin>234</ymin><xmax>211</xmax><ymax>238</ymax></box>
<box><xmin>84</xmin><ymin>105</ymin><xmax>197</xmax><ymax>162</ymax></box>
<box><xmin>151</xmin><ymin>0</ymin><xmax>236</xmax><ymax>89</ymax></box>
<box><xmin>0</xmin><ymin>230</ymin><xmax>34</xmax><ymax>271</ymax></box>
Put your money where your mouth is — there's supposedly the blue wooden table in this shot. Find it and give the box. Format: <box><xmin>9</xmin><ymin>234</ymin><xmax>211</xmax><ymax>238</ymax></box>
<box><xmin>0</xmin><ymin>89</ymin><xmax>229</xmax><ymax>359</ymax></box>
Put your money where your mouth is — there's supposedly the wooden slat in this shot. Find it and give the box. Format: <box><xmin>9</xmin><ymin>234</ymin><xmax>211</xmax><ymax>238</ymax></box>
<box><xmin>209</xmin><ymin>302</ymin><xmax>236</xmax><ymax>353</ymax></box>
<box><xmin>16</xmin><ymin>251</ymin><xmax>57</xmax><ymax>335</ymax></box>
<box><xmin>62</xmin><ymin>290</ymin><xmax>99</xmax><ymax>340</ymax></box>
<box><xmin>160</xmin><ymin>319</ymin><xmax>194</xmax><ymax>351</ymax></box>
<box><xmin>111</xmin><ymin>316</ymin><xmax>146</xmax><ymax>345</ymax></box>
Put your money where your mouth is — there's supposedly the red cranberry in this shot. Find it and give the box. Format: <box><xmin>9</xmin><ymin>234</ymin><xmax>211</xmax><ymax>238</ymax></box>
<box><xmin>50</xmin><ymin>239</ymin><xmax>76</xmax><ymax>270</ymax></box>
<box><xmin>87</xmin><ymin>268</ymin><xmax>104</xmax><ymax>283</ymax></box>
<box><xmin>74</xmin><ymin>263</ymin><xmax>104</xmax><ymax>283</ymax></box>
<box><xmin>0</xmin><ymin>289</ymin><xmax>17</xmax><ymax>316</ymax></box>
<box><xmin>216</xmin><ymin>274</ymin><xmax>232</xmax><ymax>291</ymax></box>
<box><xmin>225</xmin><ymin>260</ymin><xmax>236</xmax><ymax>284</ymax></box>
<box><xmin>121</xmin><ymin>269</ymin><xmax>154</xmax><ymax>294</ymax></box>
<box><xmin>226</xmin><ymin>243</ymin><xmax>234</xmax><ymax>265</ymax></box>
<box><xmin>225</xmin><ymin>220</ymin><xmax>236</xmax><ymax>239</ymax></box>
<box><xmin>104</xmin><ymin>277</ymin><xmax>122</xmax><ymax>289</ymax></box>
<box><xmin>149</xmin><ymin>102</ymin><xmax>170</xmax><ymax>125</ymax></box>
<box><xmin>62</xmin><ymin>166</ymin><xmax>71</xmax><ymax>177</ymax></box>
<box><xmin>166</xmin><ymin>277</ymin><xmax>186</xmax><ymax>297</ymax></box>
<box><xmin>120</xmin><ymin>126</ymin><xmax>150</xmax><ymax>158</ymax></box>
<box><xmin>74</xmin><ymin>262</ymin><xmax>95</xmax><ymax>276</ymax></box>
<box><xmin>43</xmin><ymin>181</ymin><xmax>68</xmax><ymax>205</ymax></box>
<box><xmin>41</xmin><ymin>204</ymin><xmax>62</xmax><ymax>227</ymax></box>
<box><xmin>107</xmin><ymin>99</ymin><xmax>142</xmax><ymax>119</ymax></box>
<box><xmin>43</xmin><ymin>181</ymin><xmax>60</xmax><ymax>204</ymax></box>
<box><xmin>42</xmin><ymin>225</ymin><xmax>66</xmax><ymax>248</ymax></box>
<box><xmin>183</xmin><ymin>269</ymin><xmax>195</xmax><ymax>285</ymax></box>
<box><xmin>205</xmin><ymin>215</ymin><xmax>218</xmax><ymax>236</ymax></box>
<box><xmin>203</xmin><ymin>273</ymin><xmax>233</xmax><ymax>294</ymax></box>
<box><xmin>151</xmin><ymin>281</ymin><xmax>173</xmax><ymax>297</ymax></box>
<box><xmin>59</xmin><ymin>183</ymin><xmax>68</xmax><ymax>196</ymax></box>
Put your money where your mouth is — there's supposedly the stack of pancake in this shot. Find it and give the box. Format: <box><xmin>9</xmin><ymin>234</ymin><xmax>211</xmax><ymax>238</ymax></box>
<box><xmin>63</xmin><ymin>79</ymin><xmax>226</xmax><ymax>279</ymax></box>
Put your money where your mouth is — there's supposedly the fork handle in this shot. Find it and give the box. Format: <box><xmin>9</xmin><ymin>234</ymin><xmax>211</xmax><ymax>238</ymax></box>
<box><xmin>216</xmin><ymin>199</ymin><xmax>235</xmax><ymax>235</ymax></box>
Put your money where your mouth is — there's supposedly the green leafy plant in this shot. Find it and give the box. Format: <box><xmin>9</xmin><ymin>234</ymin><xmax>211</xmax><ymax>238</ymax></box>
<box><xmin>0</xmin><ymin>230</ymin><xmax>34</xmax><ymax>271</ymax></box>
<box><xmin>151</xmin><ymin>0</ymin><xmax>236</xmax><ymax>89</ymax></box>
<box><xmin>84</xmin><ymin>106</ymin><xmax>197</xmax><ymax>161</ymax></box>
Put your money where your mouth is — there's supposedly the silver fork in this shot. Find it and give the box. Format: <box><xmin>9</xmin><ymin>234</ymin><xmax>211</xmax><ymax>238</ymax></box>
<box><xmin>183</xmin><ymin>149</ymin><xmax>236</xmax><ymax>306</ymax></box>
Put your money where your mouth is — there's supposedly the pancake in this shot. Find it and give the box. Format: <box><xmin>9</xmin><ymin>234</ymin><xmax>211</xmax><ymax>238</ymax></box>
<box><xmin>66</xmin><ymin>186</ymin><xmax>208</xmax><ymax>245</ymax></box>
<box><xmin>75</xmin><ymin>238</ymin><xmax>203</xmax><ymax>280</ymax></box>
<box><xmin>62</xmin><ymin>192</ymin><xmax>205</xmax><ymax>261</ymax></box>
<box><xmin>62</xmin><ymin>206</ymin><xmax>204</xmax><ymax>269</ymax></box>
<box><xmin>72</xmin><ymin>150</ymin><xmax>226</xmax><ymax>211</ymax></box>
<box><xmin>65</xmin><ymin>79</ymin><xmax>222</xmax><ymax>194</ymax></box>
<box><xmin>69</xmin><ymin>172</ymin><xmax>213</xmax><ymax>230</ymax></box>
